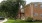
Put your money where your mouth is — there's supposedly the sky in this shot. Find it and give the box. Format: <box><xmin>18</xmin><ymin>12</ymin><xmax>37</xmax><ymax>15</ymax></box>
<box><xmin>0</xmin><ymin>0</ymin><xmax>42</xmax><ymax>5</ymax></box>
<box><xmin>26</xmin><ymin>0</ymin><xmax>42</xmax><ymax>5</ymax></box>
<box><xmin>0</xmin><ymin>0</ymin><xmax>3</xmax><ymax>3</ymax></box>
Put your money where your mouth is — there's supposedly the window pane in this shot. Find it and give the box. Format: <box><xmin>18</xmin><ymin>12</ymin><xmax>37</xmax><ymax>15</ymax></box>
<box><xmin>40</xmin><ymin>14</ymin><xmax>42</xmax><ymax>17</ymax></box>
<box><xmin>40</xmin><ymin>4</ymin><xmax>42</xmax><ymax>8</ymax></box>
<box><xmin>33</xmin><ymin>13</ymin><xmax>38</xmax><ymax>16</ymax></box>
<box><xmin>34</xmin><ymin>4</ymin><xmax>38</xmax><ymax>7</ymax></box>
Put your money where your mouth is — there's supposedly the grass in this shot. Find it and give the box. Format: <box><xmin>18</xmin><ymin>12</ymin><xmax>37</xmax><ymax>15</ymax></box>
<box><xmin>4</xmin><ymin>19</ymin><xmax>42</xmax><ymax>23</ymax></box>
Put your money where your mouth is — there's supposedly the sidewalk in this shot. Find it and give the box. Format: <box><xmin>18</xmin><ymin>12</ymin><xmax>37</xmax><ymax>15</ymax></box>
<box><xmin>0</xmin><ymin>18</ymin><xmax>7</xmax><ymax>23</ymax></box>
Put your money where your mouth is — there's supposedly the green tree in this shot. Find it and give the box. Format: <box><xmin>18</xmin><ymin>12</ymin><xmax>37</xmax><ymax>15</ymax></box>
<box><xmin>1</xmin><ymin>0</ymin><xmax>26</xmax><ymax>19</ymax></box>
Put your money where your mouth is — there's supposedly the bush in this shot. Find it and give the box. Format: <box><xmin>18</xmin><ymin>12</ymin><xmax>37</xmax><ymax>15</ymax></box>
<box><xmin>26</xmin><ymin>17</ymin><xmax>33</xmax><ymax>22</ymax></box>
<box><xmin>35</xmin><ymin>20</ymin><xmax>42</xmax><ymax>22</ymax></box>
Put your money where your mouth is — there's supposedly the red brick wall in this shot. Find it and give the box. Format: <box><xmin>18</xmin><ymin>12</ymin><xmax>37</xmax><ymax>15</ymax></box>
<box><xmin>24</xmin><ymin>3</ymin><xmax>42</xmax><ymax>20</ymax></box>
<box><xmin>24</xmin><ymin>4</ymin><xmax>31</xmax><ymax>19</ymax></box>
<box><xmin>18</xmin><ymin>2</ymin><xmax>42</xmax><ymax>20</ymax></box>
<box><xmin>33</xmin><ymin>3</ymin><xmax>42</xmax><ymax>20</ymax></box>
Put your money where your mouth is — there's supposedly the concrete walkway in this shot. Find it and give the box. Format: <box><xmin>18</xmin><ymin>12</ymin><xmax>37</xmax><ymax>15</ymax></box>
<box><xmin>0</xmin><ymin>18</ymin><xmax>7</xmax><ymax>23</ymax></box>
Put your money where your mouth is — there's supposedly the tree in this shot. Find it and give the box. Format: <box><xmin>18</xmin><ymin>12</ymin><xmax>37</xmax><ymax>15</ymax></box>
<box><xmin>1</xmin><ymin>0</ymin><xmax>26</xmax><ymax>19</ymax></box>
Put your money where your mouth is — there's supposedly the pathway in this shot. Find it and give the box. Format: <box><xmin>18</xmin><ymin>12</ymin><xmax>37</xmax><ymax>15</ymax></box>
<box><xmin>0</xmin><ymin>18</ymin><xmax>7</xmax><ymax>23</ymax></box>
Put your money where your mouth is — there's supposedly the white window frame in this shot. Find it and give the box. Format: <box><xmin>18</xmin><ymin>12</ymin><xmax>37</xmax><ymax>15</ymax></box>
<box><xmin>21</xmin><ymin>9</ymin><xmax>24</xmax><ymax>13</ymax></box>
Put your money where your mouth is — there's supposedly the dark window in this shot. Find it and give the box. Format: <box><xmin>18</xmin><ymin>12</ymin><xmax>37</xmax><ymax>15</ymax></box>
<box><xmin>34</xmin><ymin>4</ymin><xmax>38</xmax><ymax>8</ymax></box>
<box><xmin>40</xmin><ymin>4</ymin><xmax>42</xmax><ymax>8</ymax></box>
<box><xmin>33</xmin><ymin>13</ymin><xmax>38</xmax><ymax>16</ymax></box>
<box><xmin>40</xmin><ymin>14</ymin><xmax>42</xmax><ymax>17</ymax></box>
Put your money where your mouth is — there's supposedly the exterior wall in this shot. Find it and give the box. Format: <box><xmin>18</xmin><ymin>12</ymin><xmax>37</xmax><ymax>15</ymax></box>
<box><xmin>24</xmin><ymin>4</ymin><xmax>31</xmax><ymax>19</ymax></box>
<box><xmin>30</xmin><ymin>3</ymin><xmax>34</xmax><ymax>17</ymax></box>
<box><xmin>33</xmin><ymin>3</ymin><xmax>42</xmax><ymax>20</ymax></box>
<box><xmin>24</xmin><ymin>4</ymin><xmax>34</xmax><ymax>19</ymax></box>
<box><xmin>18</xmin><ymin>2</ymin><xmax>42</xmax><ymax>20</ymax></box>
<box><xmin>33</xmin><ymin>3</ymin><xmax>40</xmax><ymax>20</ymax></box>
<box><xmin>24</xmin><ymin>2</ymin><xmax>42</xmax><ymax>20</ymax></box>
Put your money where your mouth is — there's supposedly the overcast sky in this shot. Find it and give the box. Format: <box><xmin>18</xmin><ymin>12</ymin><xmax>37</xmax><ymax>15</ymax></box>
<box><xmin>26</xmin><ymin>0</ymin><xmax>42</xmax><ymax>5</ymax></box>
<box><xmin>0</xmin><ymin>0</ymin><xmax>3</xmax><ymax>3</ymax></box>
<box><xmin>0</xmin><ymin>0</ymin><xmax>42</xmax><ymax>5</ymax></box>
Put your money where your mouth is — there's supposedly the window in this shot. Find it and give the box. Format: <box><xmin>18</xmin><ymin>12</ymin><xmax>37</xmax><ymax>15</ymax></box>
<box><xmin>33</xmin><ymin>13</ymin><xmax>38</xmax><ymax>16</ymax></box>
<box><xmin>34</xmin><ymin>4</ymin><xmax>38</xmax><ymax>8</ymax></box>
<box><xmin>21</xmin><ymin>9</ymin><xmax>24</xmax><ymax>13</ymax></box>
<box><xmin>40</xmin><ymin>14</ymin><xmax>42</xmax><ymax>17</ymax></box>
<box><xmin>40</xmin><ymin>4</ymin><xmax>42</xmax><ymax>8</ymax></box>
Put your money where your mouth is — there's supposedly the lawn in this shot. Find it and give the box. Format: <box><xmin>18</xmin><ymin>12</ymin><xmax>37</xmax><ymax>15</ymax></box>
<box><xmin>4</xmin><ymin>19</ymin><xmax>42</xmax><ymax>23</ymax></box>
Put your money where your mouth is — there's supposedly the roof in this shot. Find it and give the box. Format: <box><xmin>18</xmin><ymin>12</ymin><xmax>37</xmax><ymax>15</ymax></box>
<box><xmin>25</xmin><ymin>2</ymin><xmax>42</xmax><ymax>7</ymax></box>
<box><xmin>30</xmin><ymin>2</ymin><xmax>42</xmax><ymax>4</ymax></box>
<box><xmin>24</xmin><ymin>2</ymin><xmax>42</xmax><ymax>8</ymax></box>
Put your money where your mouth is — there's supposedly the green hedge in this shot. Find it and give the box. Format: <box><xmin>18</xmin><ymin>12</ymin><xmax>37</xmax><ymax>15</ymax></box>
<box><xmin>26</xmin><ymin>17</ymin><xmax>33</xmax><ymax>22</ymax></box>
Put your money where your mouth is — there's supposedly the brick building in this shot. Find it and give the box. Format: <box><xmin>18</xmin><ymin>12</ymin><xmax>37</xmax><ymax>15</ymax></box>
<box><xmin>24</xmin><ymin>2</ymin><xmax>42</xmax><ymax>20</ymax></box>
<box><xmin>18</xmin><ymin>2</ymin><xmax>42</xmax><ymax>20</ymax></box>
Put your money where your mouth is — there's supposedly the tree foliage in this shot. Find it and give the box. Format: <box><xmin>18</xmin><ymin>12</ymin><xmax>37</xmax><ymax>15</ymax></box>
<box><xmin>0</xmin><ymin>0</ymin><xmax>26</xmax><ymax>19</ymax></box>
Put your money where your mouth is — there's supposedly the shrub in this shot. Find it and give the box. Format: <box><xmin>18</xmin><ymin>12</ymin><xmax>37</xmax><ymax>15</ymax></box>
<box><xmin>26</xmin><ymin>17</ymin><xmax>33</xmax><ymax>22</ymax></box>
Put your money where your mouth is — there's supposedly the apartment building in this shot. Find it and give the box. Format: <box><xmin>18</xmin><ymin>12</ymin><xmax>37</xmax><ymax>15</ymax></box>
<box><xmin>17</xmin><ymin>5</ymin><xmax>25</xmax><ymax>20</ymax></box>
<box><xmin>24</xmin><ymin>2</ymin><xmax>42</xmax><ymax>20</ymax></box>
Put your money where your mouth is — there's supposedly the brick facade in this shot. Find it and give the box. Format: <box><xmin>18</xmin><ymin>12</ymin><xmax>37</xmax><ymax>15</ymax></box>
<box><xmin>24</xmin><ymin>2</ymin><xmax>42</xmax><ymax>20</ymax></box>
